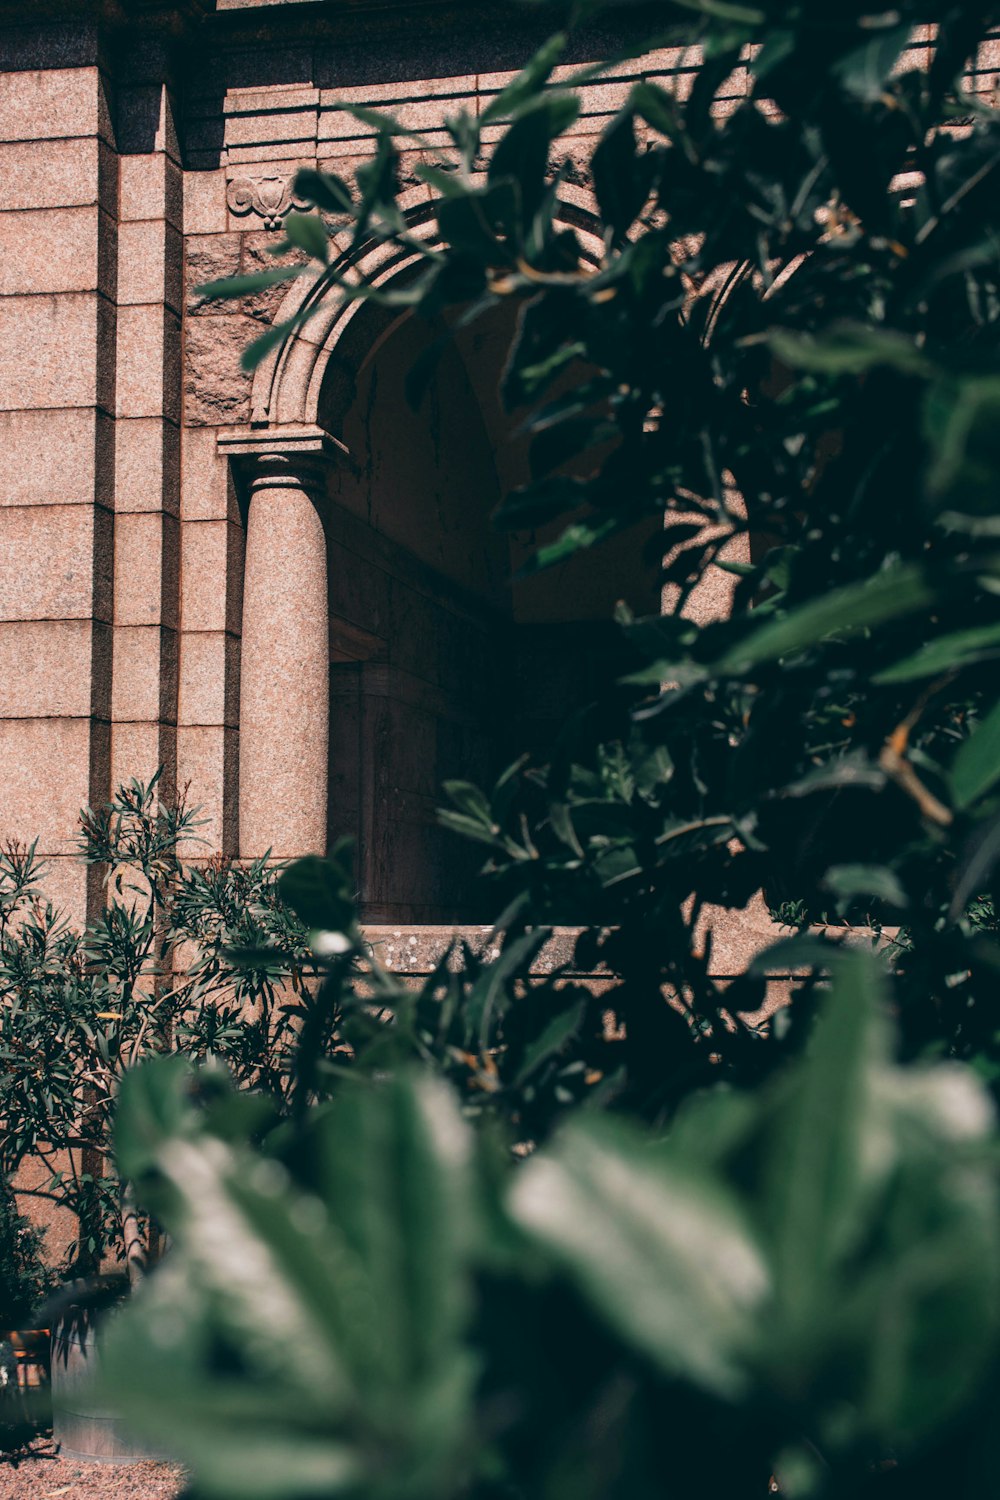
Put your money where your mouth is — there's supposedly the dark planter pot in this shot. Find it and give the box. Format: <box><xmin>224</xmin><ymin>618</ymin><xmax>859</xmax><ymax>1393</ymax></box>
<box><xmin>50</xmin><ymin>1298</ymin><xmax>152</xmax><ymax>1463</ymax></box>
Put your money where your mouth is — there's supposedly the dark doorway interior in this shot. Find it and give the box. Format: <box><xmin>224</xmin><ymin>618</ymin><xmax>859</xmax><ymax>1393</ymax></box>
<box><xmin>318</xmin><ymin>300</ymin><xmax>658</xmax><ymax>923</ymax></box>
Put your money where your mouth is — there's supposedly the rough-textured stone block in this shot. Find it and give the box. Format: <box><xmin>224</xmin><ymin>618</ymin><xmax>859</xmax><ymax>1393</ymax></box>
<box><xmin>0</xmin><ymin>292</ymin><xmax>113</xmax><ymax>412</ymax></box>
<box><xmin>0</xmin><ymin>205</ymin><xmax>107</xmax><ymax>296</ymax></box>
<box><xmin>181</xmin><ymin>423</ymin><xmax>235</xmax><ymax>521</ymax></box>
<box><xmin>111</xmin><ymin>624</ymin><xmax>177</xmax><ymax>722</ymax></box>
<box><xmin>183</xmin><ymin>312</ymin><xmax>254</xmax><ymax>425</ymax></box>
<box><xmin>0</xmin><ymin>717</ymin><xmax>103</xmax><ymax>854</ymax></box>
<box><xmin>113</xmin><ymin>510</ymin><xmax>179</xmax><ymax>627</ymax></box>
<box><xmin>0</xmin><ymin>65</ymin><xmax>110</xmax><ymax>143</ymax></box>
<box><xmin>0</xmin><ymin>406</ymin><xmax>111</xmax><ymax>505</ymax></box>
<box><xmin>0</xmin><ymin>619</ymin><xmax>109</xmax><ymax>718</ymax></box>
<box><xmin>0</xmin><ymin>502</ymin><xmax>112</xmax><ymax>622</ymax></box>
<box><xmin>178</xmin><ymin>628</ymin><xmax>239</xmax><ymax>726</ymax></box>
<box><xmin>0</xmin><ymin>137</ymin><xmax>103</xmax><ymax>212</ymax></box>
<box><xmin>115</xmin><ymin>416</ymin><xmax>180</xmax><ymax>515</ymax></box>
<box><xmin>176</xmin><ymin>723</ymin><xmax>238</xmax><ymax>855</ymax></box>
<box><xmin>180</xmin><ymin>518</ymin><xmax>244</xmax><ymax>634</ymax></box>
<box><xmin>184</xmin><ymin>232</ymin><xmax>241</xmax><ymax>306</ymax></box>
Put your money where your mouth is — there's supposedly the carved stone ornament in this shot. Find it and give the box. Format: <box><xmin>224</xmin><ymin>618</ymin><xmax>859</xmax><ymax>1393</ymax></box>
<box><xmin>226</xmin><ymin>175</ymin><xmax>310</xmax><ymax>230</ymax></box>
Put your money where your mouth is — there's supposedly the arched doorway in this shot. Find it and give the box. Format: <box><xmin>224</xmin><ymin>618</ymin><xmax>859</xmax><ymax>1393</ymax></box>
<box><xmin>316</xmin><ymin>296</ymin><xmax>660</xmax><ymax>923</ymax></box>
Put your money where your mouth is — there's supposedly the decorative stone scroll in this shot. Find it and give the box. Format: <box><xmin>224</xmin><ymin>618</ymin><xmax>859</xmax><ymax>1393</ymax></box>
<box><xmin>226</xmin><ymin>175</ymin><xmax>309</xmax><ymax>230</ymax></box>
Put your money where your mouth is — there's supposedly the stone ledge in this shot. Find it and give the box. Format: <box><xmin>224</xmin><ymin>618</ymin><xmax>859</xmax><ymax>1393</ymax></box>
<box><xmin>363</xmin><ymin>925</ymin><xmax>595</xmax><ymax>977</ymax></box>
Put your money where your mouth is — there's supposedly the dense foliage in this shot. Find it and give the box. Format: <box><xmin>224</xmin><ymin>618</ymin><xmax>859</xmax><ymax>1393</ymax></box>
<box><xmin>0</xmin><ymin>777</ymin><xmax>312</xmax><ymax>1274</ymax></box>
<box><xmin>7</xmin><ymin>1</ymin><xmax>1000</xmax><ymax>1495</ymax></box>
<box><xmin>195</xmin><ymin>0</ymin><xmax>1000</xmax><ymax>1109</ymax></box>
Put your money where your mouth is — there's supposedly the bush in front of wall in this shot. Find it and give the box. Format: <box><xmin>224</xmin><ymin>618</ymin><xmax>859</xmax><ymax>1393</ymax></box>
<box><xmin>0</xmin><ymin>776</ymin><xmax>315</xmax><ymax>1279</ymax></box>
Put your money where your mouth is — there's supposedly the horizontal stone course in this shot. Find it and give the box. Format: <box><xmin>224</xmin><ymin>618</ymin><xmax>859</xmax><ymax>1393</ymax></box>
<box><xmin>116</xmin><ymin>303</ymin><xmax>181</xmax><ymax>421</ymax></box>
<box><xmin>113</xmin><ymin>510</ymin><xmax>179</xmax><ymax>628</ymax></box>
<box><xmin>0</xmin><ymin>618</ymin><xmax>109</xmax><ymax>718</ymax></box>
<box><xmin>0</xmin><ymin>502</ymin><xmax>111</xmax><ymax>622</ymax></box>
<box><xmin>0</xmin><ymin>716</ymin><xmax>105</xmax><ymax>855</ymax></box>
<box><xmin>0</xmin><ymin>65</ymin><xmax>110</xmax><ymax>144</ymax></box>
<box><xmin>180</xmin><ymin>518</ymin><xmax>244</xmax><ymax>634</ymax></box>
<box><xmin>115</xmin><ymin>415</ymin><xmax>181</xmax><ymax>515</ymax></box>
<box><xmin>0</xmin><ymin>137</ymin><xmax>105</xmax><ymax>212</ymax></box>
<box><xmin>0</xmin><ymin>406</ymin><xmax>111</xmax><ymax>505</ymax></box>
<box><xmin>0</xmin><ymin>204</ymin><xmax>109</xmax><ymax>297</ymax></box>
<box><xmin>0</xmin><ymin>291</ymin><xmax>114</xmax><ymax>412</ymax></box>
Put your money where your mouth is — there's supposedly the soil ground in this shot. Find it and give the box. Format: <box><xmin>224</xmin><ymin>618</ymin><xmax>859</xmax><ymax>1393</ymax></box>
<box><xmin>0</xmin><ymin>1436</ymin><xmax>185</xmax><ymax>1500</ymax></box>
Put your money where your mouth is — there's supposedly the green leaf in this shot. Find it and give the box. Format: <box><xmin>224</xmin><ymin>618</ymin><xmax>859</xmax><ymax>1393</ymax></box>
<box><xmin>832</xmin><ymin>23</ymin><xmax>913</xmax><ymax>103</ymax></box>
<box><xmin>278</xmin><ymin>850</ymin><xmax>357</xmax><ymax>935</ymax></box>
<box><xmin>592</xmin><ymin>108</ymin><xmax>648</xmax><ymax>242</ymax></box>
<box><xmin>713</xmin><ymin>564</ymin><xmax>937</xmax><ymax>676</ymax></box>
<box><xmin>239</xmin><ymin>301</ymin><xmax>326</xmax><ymax>371</ymax></box>
<box><xmin>480</xmin><ymin>32</ymin><xmax>568</xmax><ymax>125</ymax></box>
<box><xmin>441</xmin><ymin>780</ymin><xmax>494</xmax><ymax>827</ymax></box>
<box><xmin>510</xmin><ymin>1115</ymin><xmax>768</xmax><ymax>1397</ymax></box>
<box><xmin>925</xmin><ymin>377</ymin><xmax>1000</xmax><ymax>532</ymax></box>
<box><xmin>278</xmin><ymin>212</ymin><xmax>330</xmax><ymax>264</ymax></box>
<box><xmin>104</xmin><ymin>1071</ymin><xmax>478</xmax><ymax>1497</ymax></box>
<box><xmin>114</xmin><ymin>1053</ymin><xmax>196</xmax><ymax>1189</ymax></box>
<box><xmin>761</xmin><ymin>950</ymin><xmax>890</xmax><ymax>1337</ymax></box>
<box><xmin>874</xmin><ymin>620</ymin><xmax>1000</xmax><ymax>683</ymax></box>
<box><xmin>822</xmin><ymin>863</ymin><xmax>908</xmax><ymax>909</ymax></box>
<box><xmin>293</xmin><ymin>167</ymin><xmax>353</xmax><ymax>214</ymax></box>
<box><xmin>951</xmin><ymin>698</ymin><xmax>1000</xmax><ymax>809</ymax></box>
<box><xmin>631</xmin><ymin>81</ymin><xmax>677</xmax><ymax>137</ymax></box>
<box><xmin>768</xmin><ymin>324</ymin><xmax>933</xmax><ymax>379</ymax></box>
<box><xmin>194</xmin><ymin>265</ymin><xmax>310</xmax><ymax>302</ymax></box>
<box><xmin>513</xmin><ymin>999</ymin><xmax>586</xmax><ymax>1086</ymax></box>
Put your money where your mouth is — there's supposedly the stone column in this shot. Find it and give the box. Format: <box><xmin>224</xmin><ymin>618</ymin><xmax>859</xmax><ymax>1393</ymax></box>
<box><xmin>219</xmin><ymin>428</ymin><xmax>339</xmax><ymax>859</ymax></box>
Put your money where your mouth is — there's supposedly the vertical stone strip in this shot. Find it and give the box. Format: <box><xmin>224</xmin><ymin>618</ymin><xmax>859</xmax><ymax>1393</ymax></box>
<box><xmin>219</xmin><ymin>428</ymin><xmax>334</xmax><ymax>859</ymax></box>
<box><xmin>0</xmin><ymin>18</ymin><xmax>117</xmax><ymax>921</ymax></box>
<box><xmin>110</xmin><ymin>40</ymin><xmax>183</xmax><ymax>811</ymax></box>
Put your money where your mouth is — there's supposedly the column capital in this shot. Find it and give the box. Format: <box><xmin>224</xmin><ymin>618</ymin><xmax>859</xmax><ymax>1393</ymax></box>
<box><xmin>218</xmin><ymin>423</ymin><xmax>347</xmax><ymax>502</ymax></box>
<box><xmin>217</xmin><ymin>422</ymin><xmax>347</xmax><ymax>468</ymax></box>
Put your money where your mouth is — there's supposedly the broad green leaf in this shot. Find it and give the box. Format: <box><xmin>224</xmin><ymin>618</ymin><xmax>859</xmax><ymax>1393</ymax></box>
<box><xmin>280</xmin><ymin>211</ymin><xmax>330</xmax><ymax>263</ymax></box>
<box><xmin>873</xmin><ymin>620</ymin><xmax>1000</xmax><ymax>682</ymax></box>
<box><xmin>513</xmin><ymin>999</ymin><xmax>586</xmax><ymax>1086</ymax></box>
<box><xmin>592</xmin><ymin>108</ymin><xmax>647</xmax><ymax>242</ymax></box>
<box><xmin>714</xmin><ymin>564</ymin><xmax>937</xmax><ymax>675</ymax></box>
<box><xmin>925</xmin><ymin>376</ymin><xmax>1000</xmax><ymax>532</ymax></box>
<box><xmin>194</xmin><ymin>265</ymin><xmax>309</xmax><ymax>301</ymax></box>
<box><xmin>822</xmin><ymin>863</ymin><xmax>908</xmax><ymax>909</ymax></box>
<box><xmin>293</xmin><ymin>167</ymin><xmax>353</xmax><ymax>214</ymax></box>
<box><xmin>105</xmin><ymin>1071</ymin><xmax>478</xmax><ymax>1499</ymax></box>
<box><xmin>240</xmin><ymin>300</ymin><xmax>327</xmax><ymax>371</ymax></box>
<box><xmin>762</xmin><ymin>949</ymin><xmax>889</xmax><ymax>1331</ymax></box>
<box><xmin>441</xmin><ymin>780</ymin><xmax>494</xmax><ymax>826</ymax></box>
<box><xmin>768</xmin><ymin>324</ymin><xmax>933</xmax><ymax>378</ymax></box>
<box><xmin>951</xmin><ymin>697</ymin><xmax>1000</xmax><ymax>809</ymax></box>
<box><xmin>510</xmin><ymin>1115</ymin><xmax>768</xmax><ymax>1397</ymax></box>
<box><xmin>832</xmin><ymin>23</ymin><xmax>913</xmax><ymax>102</ymax></box>
<box><xmin>278</xmin><ymin>849</ymin><xmax>357</xmax><ymax>936</ymax></box>
<box><xmin>480</xmin><ymin>32</ymin><xmax>568</xmax><ymax>126</ymax></box>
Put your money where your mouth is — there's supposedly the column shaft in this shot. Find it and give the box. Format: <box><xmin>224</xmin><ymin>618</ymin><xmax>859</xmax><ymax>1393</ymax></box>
<box><xmin>239</xmin><ymin>455</ymin><xmax>329</xmax><ymax>857</ymax></box>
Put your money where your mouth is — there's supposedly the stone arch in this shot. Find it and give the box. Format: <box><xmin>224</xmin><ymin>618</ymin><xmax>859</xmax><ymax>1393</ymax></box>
<box><xmin>248</xmin><ymin>188</ymin><xmax>608</xmax><ymax>431</ymax></box>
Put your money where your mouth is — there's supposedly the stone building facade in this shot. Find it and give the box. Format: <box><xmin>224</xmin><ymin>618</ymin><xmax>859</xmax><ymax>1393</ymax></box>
<box><xmin>1</xmin><ymin>4</ymin><xmax>993</xmax><ymax>964</ymax></box>
<box><xmin>0</xmin><ymin>0</ymin><xmax>700</xmax><ymax>938</ymax></box>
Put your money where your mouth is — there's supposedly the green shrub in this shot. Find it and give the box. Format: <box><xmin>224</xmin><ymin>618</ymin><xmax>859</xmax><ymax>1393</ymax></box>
<box><xmin>0</xmin><ymin>777</ymin><xmax>314</xmax><ymax>1275</ymax></box>
<box><xmin>0</xmin><ymin>1177</ymin><xmax>53</xmax><ymax>1329</ymax></box>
